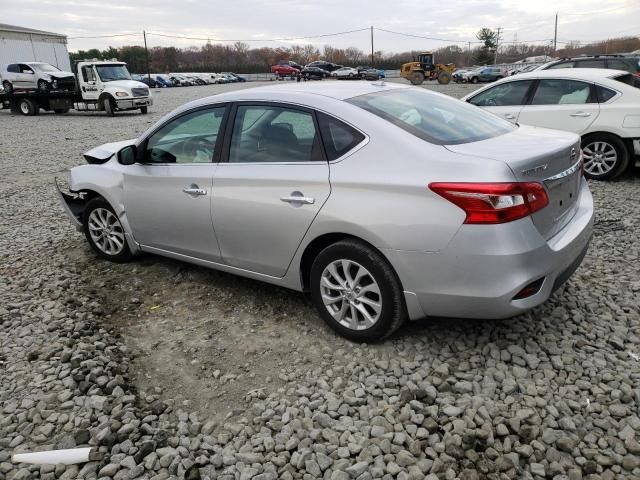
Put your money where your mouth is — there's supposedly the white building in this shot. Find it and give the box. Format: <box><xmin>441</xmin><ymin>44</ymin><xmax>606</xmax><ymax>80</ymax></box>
<box><xmin>0</xmin><ymin>23</ymin><xmax>70</xmax><ymax>71</ymax></box>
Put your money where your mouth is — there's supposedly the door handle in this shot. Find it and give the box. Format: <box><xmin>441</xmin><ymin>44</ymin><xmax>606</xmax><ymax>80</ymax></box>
<box><xmin>503</xmin><ymin>113</ymin><xmax>516</xmax><ymax>120</ymax></box>
<box><xmin>182</xmin><ymin>184</ymin><xmax>207</xmax><ymax>196</ymax></box>
<box><xmin>570</xmin><ymin>112</ymin><xmax>591</xmax><ymax>117</ymax></box>
<box><xmin>280</xmin><ymin>194</ymin><xmax>315</xmax><ymax>205</ymax></box>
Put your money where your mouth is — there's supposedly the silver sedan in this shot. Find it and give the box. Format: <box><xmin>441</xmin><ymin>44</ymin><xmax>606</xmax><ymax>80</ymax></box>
<box><xmin>57</xmin><ymin>82</ymin><xmax>593</xmax><ymax>341</ymax></box>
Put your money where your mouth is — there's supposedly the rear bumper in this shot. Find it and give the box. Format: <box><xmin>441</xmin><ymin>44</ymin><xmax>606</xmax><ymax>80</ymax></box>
<box><xmin>115</xmin><ymin>97</ymin><xmax>153</xmax><ymax>110</ymax></box>
<box><xmin>386</xmin><ymin>180</ymin><xmax>594</xmax><ymax>320</ymax></box>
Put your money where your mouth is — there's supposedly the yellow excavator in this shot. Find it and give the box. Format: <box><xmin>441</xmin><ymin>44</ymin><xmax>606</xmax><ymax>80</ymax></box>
<box><xmin>401</xmin><ymin>52</ymin><xmax>455</xmax><ymax>85</ymax></box>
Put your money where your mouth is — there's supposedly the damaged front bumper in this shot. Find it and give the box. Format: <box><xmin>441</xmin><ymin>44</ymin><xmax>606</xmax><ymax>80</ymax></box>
<box><xmin>54</xmin><ymin>177</ymin><xmax>84</xmax><ymax>231</ymax></box>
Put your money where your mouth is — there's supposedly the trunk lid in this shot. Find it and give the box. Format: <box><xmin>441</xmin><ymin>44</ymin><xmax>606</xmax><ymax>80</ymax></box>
<box><xmin>445</xmin><ymin>125</ymin><xmax>583</xmax><ymax>240</ymax></box>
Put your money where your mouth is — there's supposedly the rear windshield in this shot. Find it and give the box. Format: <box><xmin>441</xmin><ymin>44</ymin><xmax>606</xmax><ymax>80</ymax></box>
<box><xmin>348</xmin><ymin>88</ymin><xmax>515</xmax><ymax>145</ymax></box>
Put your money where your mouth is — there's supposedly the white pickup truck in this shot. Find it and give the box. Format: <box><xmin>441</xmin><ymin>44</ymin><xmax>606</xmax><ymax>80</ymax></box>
<box><xmin>0</xmin><ymin>60</ymin><xmax>153</xmax><ymax>116</ymax></box>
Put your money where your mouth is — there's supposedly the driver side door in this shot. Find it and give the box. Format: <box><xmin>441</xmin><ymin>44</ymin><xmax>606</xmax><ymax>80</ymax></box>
<box><xmin>467</xmin><ymin>80</ymin><xmax>534</xmax><ymax>124</ymax></box>
<box><xmin>123</xmin><ymin>105</ymin><xmax>228</xmax><ymax>262</ymax></box>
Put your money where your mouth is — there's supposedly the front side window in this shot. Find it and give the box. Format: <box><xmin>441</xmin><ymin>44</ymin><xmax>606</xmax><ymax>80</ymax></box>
<box><xmin>146</xmin><ymin>107</ymin><xmax>226</xmax><ymax>164</ymax></box>
<box><xmin>228</xmin><ymin>105</ymin><xmax>322</xmax><ymax>163</ymax></box>
<box><xmin>469</xmin><ymin>80</ymin><xmax>533</xmax><ymax>107</ymax></box>
<box><xmin>531</xmin><ymin>79</ymin><xmax>594</xmax><ymax>105</ymax></box>
<box><xmin>19</xmin><ymin>64</ymin><xmax>34</xmax><ymax>74</ymax></box>
<box><xmin>82</xmin><ymin>66</ymin><xmax>96</xmax><ymax>83</ymax></box>
<box><xmin>348</xmin><ymin>88</ymin><xmax>515</xmax><ymax>145</ymax></box>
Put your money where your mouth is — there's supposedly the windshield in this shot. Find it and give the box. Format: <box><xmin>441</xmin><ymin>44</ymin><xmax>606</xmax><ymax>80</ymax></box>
<box><xmin>348</xmin><ymin>88</ymin><xmax>515</xmax><ymax>145</ymax></box>
<box><xmin>95</xmin><ymin>64</ymin><xmax>131</xmax><ymax>82</ymax></box>
<box><xmin>31</xmin><ymin>63</ymin><xmax>61</xmax><ymax>72</ymax></box>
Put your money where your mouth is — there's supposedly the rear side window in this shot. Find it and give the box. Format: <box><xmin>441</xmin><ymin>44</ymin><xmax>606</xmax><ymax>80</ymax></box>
<box><xmin>531</xmin><ymin>79</ymin><xmax>595</xmax><ymax>105</ymax></box>
<box><xmin>596</xmin><ymin>85</ymin><xmax>618</xmax><ymax>103</ymax></box>
<box><xmin>318</xmin><ymin>113</ymin><xmax>365</xmax><ymax>160</ymax></box>
<box><xmin>547</xmin><ymin>62</ymin><xmax>574</xmax><ymax>69</ymax></box>
<box><xmin>348</xmin><ymin>88</ymin><xmax>515</xmax><ymax>145</ymax></box>
<box><xmin>607</xmin><ymin>59</ymin><xmax>634</xmax><ymax>72</ymax></box>
<box><xmin>575</xmin><ymin>59</ymin><xmax>606</xmax><ymax>69</ymax></box>
<box><xmin>6</xmin><ymin>64</ymin><xmax>19</xmax><ymax>73</ymax></box>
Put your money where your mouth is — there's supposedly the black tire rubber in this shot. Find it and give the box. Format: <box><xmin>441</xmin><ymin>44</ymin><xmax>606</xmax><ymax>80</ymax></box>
<box><xmin>581</xmin><ymin>133</ymin><xmax>629</xmax><ymax>181</ymax></box>
<box><xmin>103</xmin><ymin>96</ymin><xmax>115</xmax><ymax>116</ymax></box>
<box><xmin>38</xmin><ymin>79</ymin><xmax>50</xmax><ymax>91</ymax></box>
<box><xmin>437</xmin><ymin>71</ymin><xmax>452</xmax><ymax>84</ymax></box>
<box><xmin>310</xmin><ymin>239</ymin><xmax>406</xmax><ymax>342</ymax></box>
<box><xmin>410</xmin><ymin>72</ymin><xmax>425</xmax><ymax>85</ymax></box>
<box><xmin>140</xmin><ymin>106</ymin><xmax>148</xmax><ymax>114</ymax></box>
<box><xmin>471</xmin><ymin>77</ymin><xmax>479</xmax><ymax>84</ymax></box>
<box><xmin>82</xmin><ymin>197</ymin><xmax>133</xmax><ymax>263</ymax></box>
<box><xmin>18</xmin><ymin>98</ymin><xmax>38</xmax><ymax>116</ymax></box>
<box><xmin>2</xmin><ymin>80</ymin><xmax>13</xmax><ymax>93</ymax></box>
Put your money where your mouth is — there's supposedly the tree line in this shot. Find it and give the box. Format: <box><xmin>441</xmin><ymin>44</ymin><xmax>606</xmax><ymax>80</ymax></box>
<box><xmin>69</xmin><ymin>30</ymin><xmax>640</xmax><ymax>74</ymax></box>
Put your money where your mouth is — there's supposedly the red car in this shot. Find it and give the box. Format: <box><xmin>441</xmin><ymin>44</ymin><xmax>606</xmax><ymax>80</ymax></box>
<box><xmin>271</xmin><ymin>61</ymin><xmax>300</xmax><ymax>77</ymax></box>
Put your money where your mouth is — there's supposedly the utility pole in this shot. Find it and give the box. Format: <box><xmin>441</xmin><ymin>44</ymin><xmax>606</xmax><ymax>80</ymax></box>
<box><xmin>143</xmin><ymin>30</ymin><xmax>151</xmax><ymax>83</ymax></box>
<box><xmin>553</xmin><ymin>12</ymin><xmax>558</xmax><ymax>53</ymax></box>
<box><xmin>494</xmin><ymin>27</ymin><xmax>501</xmax><ymax>64</ymax></box>
<box><xmin>370</xmin><ymin>26</ymin><xmax>374</xmax><ymax>67</ymax></box>
<box><xmin>467</xmin><ymin>41</ymin><xmax>471</xmax><ymax>66</ymax></box>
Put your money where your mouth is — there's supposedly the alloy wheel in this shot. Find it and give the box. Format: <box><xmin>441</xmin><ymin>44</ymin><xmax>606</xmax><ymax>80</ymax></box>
<box><xmin>583</xmin><ymin>141</ymin><xmax>617</xmax><ymax>177</ymax></box>
<box><xmin>320</xmin><ymin>259</ymin><xmax>382</xmax><ymax>330</ymax></box>
<box><xmin>88</xmin><ymin>208</ymin><xmax>125</xmax><ymax>255</ymax></box>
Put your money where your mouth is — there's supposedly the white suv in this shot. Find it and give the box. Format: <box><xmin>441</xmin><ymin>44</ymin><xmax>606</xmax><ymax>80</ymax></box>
<box><xmin>1</xmin><ymin>62</ymin><xmax>76</xmax><ymax>92</ymax></box>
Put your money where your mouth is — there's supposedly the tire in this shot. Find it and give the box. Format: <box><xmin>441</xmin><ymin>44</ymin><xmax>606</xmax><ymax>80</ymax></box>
<box><xmin>437</xmin><ymin>71</ymin><xmax>452</xmax><ymax>84</ymax></box>
<box><xmin>581</xmin><ymin>133</ymin><xmax>629</xmax><ymax>181</ymax></box>
<box><xmin>83</xmin><ymin>197</ymin><xmax>133</xmax><ymax>263</ymax></box>
<box><xmin>2</xmin><ymin>80</ymin><xmax>12</xmax><ymax>93</ymax></box>
<box><xmin>37</xmin><ymin>79</ymin><xmax>50</xmax><ymax>91</ymax></box>
<box><xmin>409</xmin><ymin>71</ymin><xmax>425</xmax><ymax>85</ymax></box>
<box><xmin>349</xmin><ymin>73</ymin><xmax>354</xmax><ymax>79</ymax></box>
<box><xmin>310</xmin><ymin>240</ymin><xmax>406</xmax><ymax>342</ymax></box>
<box><xmin>103</xmin><ymin>96</ymin><xmax>115</xmax><ymax>116</ymax></box>
<box><xmin>140</xmin><ymin>106</ymin><xmax>148</xmax><ymax>114</ymax></box>
<box><xmin>53</xmin><ymin>108</ymin><xmax>69</xmax><ymax>114</ymax></box>
<box><xmin>18</xmin><ymin>98</ymin><xmax>38</xmax><ymax>116</ymax></box>
<box><xmin>471</xmin><ymin>77</ymin><xmax>479</xmax><ymax>84</ymax></box>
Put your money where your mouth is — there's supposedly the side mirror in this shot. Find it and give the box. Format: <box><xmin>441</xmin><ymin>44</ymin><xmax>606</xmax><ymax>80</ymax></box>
<box><xmin>118</xmin><ymin>145</ymin><xmax>137</xmax><ymax>165</ymax></box>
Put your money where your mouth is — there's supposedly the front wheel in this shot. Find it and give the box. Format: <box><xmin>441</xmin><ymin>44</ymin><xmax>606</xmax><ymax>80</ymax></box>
<box><xmin>37</xmin><ymin>79</ymin><xmax>50</xmax><ymax>91</ymax></box>
<box><xmin>310</xmin><ymin>240</ymin><xmax>406</xmax><ymax>342</ymax></box>
<box><xmin>2</xmin><ymin>80</ymin><xmax>12</xmax><ymax>93</ymax></box>
<box><xmin>581</xmin><ymin>134</ymin><xmax>629</xmax><ymax>180</ymax></box>
<box><xmin>103</xmin><ymin>97</ymin><xmax>115</xmax><ymax>116</ymax></box>
<box><xmin>471</xmin><ymin>77</ymin><xmax>479</xmax><ymax>84</ymax></box>
<box><xmin>140</xmin><ymin>106</ymin><xmax>148</xmax><ymax>114</ymax></box>
<box><xmin>409</xmin><ymin>72</ymin><xmax>425</xmax><ymax>85</ymax></box>
<box><xmin>83</xmin><ymin>198</ymin><xmax>132</xmax><ymax>262</ymax></box>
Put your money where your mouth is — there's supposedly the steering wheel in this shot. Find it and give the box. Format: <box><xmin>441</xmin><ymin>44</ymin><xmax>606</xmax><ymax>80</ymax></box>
<box><xmin>179</xmin><ymin>137</ymin><xmax>213</xmax><ymax>162</ymax></box>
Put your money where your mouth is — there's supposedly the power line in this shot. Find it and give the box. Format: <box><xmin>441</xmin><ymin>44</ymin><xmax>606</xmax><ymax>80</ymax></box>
<box><xmin>68</xmin><ymin>33</ymin><xmax>139</xmax><ymax>39</ymax></box>
<box><xmin>146</xmin><ymin>28</ymin><xmax>370</xmax><ymax>43</ymax></box>
<box><xmin>373</xmin><ymin>27</ymin><xmax>481</xmax><ymax>44</ymax></box>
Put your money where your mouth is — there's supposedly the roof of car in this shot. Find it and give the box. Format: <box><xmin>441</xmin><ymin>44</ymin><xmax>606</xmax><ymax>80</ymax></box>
<box><xmin>508</xmin><ymin>68</ymin><xmax>629</xmax><ymax>81</ymax></box>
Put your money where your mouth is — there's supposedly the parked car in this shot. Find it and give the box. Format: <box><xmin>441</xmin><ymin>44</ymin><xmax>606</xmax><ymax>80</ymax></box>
<box><xmin>169</xmin><ymin>75</ymin><xmax>189</xmax><ymax>86</ymax></box>
<box><xmin>1</xmin><ymin>62</ymin><xmax>76</xmax><ymax>92</ymax></box>
<box><xmin>462</xmin><ymin>67</ymin><xmax>486</xmax><ymax>84</ymax></box>
<box><xmin>271</xmin><ymin>63</ymin><xmax>299</xmax><ymax>78</ymax></box>
<box><xmin>225</xmin><ymin>72</ymin><xmax>247</xmax><ymax>82</ymax></box>
<box><xmin>275</xmin><ymin>60</ymin><xmax>303</xmax><ymax>71</ymax></box>
<box><xmin>360</xmin><ymin>68</ymin><xmax>384</xmax><ymax>80</ymax></box>
<box><xmin>452</xmin><ymin>68</ymin><xmax>471</xmax><ymax>83</ymax></box>
<box><xmin>154</xmin><ymin>75</ymin><xmax>173</xmax><ymax>87</ymax></box>
<box><xmin>186</xmin><ymin>75</ymin><xmax>206</xmax><ymax>85</ymax></box>
<box><xmin>462</xmin><ymin>68</ymin><xmax>640</xmax><ymax>180</ymax></box>
<box><xmin>306</xmin><ymin>61</ymin><xmax>342</xmax><ymax>72</ymax></box>
<box><xmin>58</xmin><ymin>82</ymin><xmax>592</xmax><ymax>341</ymax></box>
<box><xmin>478</xmin><ymin>67</ymin><xmax>507</xmax><ymax>82</ymax></box>
<box><xmin>331</xmin><ymin>67</ymin><xmax>359</xmax><ymax>79</ymax></box>
<box><xmin>131</xmin><ymin>74</ymin><xmax>158</xmax><ymax>88</ymax></box>
<box><xmin>537</xmin><ymin>55</ymin><xmax>640</xmax><ymax>78</ymax></box>
<box><xmin>302</xmin><ymin>66</ymin><xmax>330</xmax><ymax>80</ymax></box>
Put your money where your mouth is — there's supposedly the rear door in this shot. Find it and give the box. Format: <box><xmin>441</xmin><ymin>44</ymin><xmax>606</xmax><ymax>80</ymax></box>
<box><xmin>212</xmin><ymin>102</ymin><xmax>330</xmax><ymax>277</ymax></box>
<box><xmin>467</xmin><ymin>80</ymin><xmax>534</xmax><ymax>123</ymax></box>
<box><xmin>517</xmin><ymin>78</ymin><xmax>599</xmax><ymax>134</ymax></box>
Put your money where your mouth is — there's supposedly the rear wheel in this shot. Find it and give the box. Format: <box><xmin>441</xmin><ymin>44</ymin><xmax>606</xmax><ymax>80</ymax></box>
<box><xmin>437</xmin><ymin>71</ymin><xmax>452</xmax><ymax>84</ymax></box>
<box><xmin>2</xmin><ymin>80</ymin><xmax>12</xmax><ymax>93</ymax></box>
<box><xmin>310</xmin><ymin>240</ymin><xmax>406</xmax><ymax>342</ymax></box>
<box><xmin>409</xmin><ymin>71</ymin><xmax>425</xmax><ymax>85</ymax></box>
<box><xmin>83</xmin><ymin>198</ymin><xmax>132</xmax><ymax>262</ymax></box>
<box><xmin>581</xmin><ymin>133</ymin><xmax>629</xmax><ymax>180</ymax></box>
<box><xmin>18</xmin><ymin>98</ymin><xmax>38</xmax><ymax>116</ymax></box>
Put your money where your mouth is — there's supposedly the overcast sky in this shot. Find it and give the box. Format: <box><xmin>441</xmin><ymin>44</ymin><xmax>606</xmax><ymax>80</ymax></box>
<box><xmin>4</xmin><ymin>0</ymin><xmax>639</xmax><ymax>53</ymax></box>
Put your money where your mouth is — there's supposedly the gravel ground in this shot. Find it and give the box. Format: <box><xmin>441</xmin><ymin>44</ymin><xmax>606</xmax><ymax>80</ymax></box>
<box><xmin>1</xmin><ymin>80</ymin><xmax>639</xmax><ymax>480</ymax></box>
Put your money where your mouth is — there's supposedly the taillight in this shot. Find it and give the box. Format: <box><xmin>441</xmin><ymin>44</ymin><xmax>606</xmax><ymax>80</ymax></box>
<box><xmin>429</xmin><ymin>182</ymin><xmax>549</xmax><ymax>224</ymax></box>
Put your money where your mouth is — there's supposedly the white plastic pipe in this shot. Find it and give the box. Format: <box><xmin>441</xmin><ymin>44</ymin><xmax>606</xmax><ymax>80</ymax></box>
<box><xmin>12</xmin><ymin>447</ymin><xmax>92</xmax><ymax>465</ymax></box>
